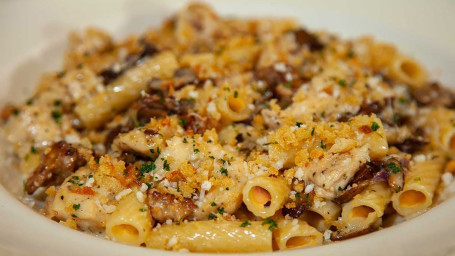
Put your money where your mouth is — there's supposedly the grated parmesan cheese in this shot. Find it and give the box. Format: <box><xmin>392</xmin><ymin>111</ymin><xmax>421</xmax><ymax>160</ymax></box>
<box><xmin>167</xmin><ymin>236</ymin><xmax>178</xmax><ymax>248</ymax></box>
<box><xmin>102</xmin><ymin>204</ymin><xmax>117</xmax><ymax>213</ymax></box>
<box><xmin>323</xmin><ymin>229</ymin><xmax>332</xmax><ymax>241</ymax></box>
<box><xmin>413</xmin><ymin>154</ymin><xmax>426</xmax><ymax>162</ymax></box>
<box><xmin>274</xmin><ymin>62</ymin><xmax>287</xmax><ymax>72</ymax></box>
<box><xmin>201</xmin><ymin>180</ymin><xmax>212</xmax><ymax>191</ymax></box>
<box><xmin>305</xmin><ymin>183</ymin><xmax>315</xmax><ymax>194</ymax></box>
<box><xmin>295</xmin><ymin>168</ymin><xmax>304</xmax><ymax>180</ymax></box>
<box><xmin>442</xmin><ymin>172</ymin><xmax>454</xmax><ymax>186</ymax></box>
<box><xmin>140</xmin><ymin>183</ymin><xmax>148</xmax><ymax>192</ymax></box>
<box><xmin>85</xmin><ymin>177</ymin><xmax>95</xmax><ymax>187</ymax></box>
<box><xmin>115</xmin><ymin>188</ymin><xmax>132</xmax><ymax>201</ymax></box>
<box><xmin>136</xmin><ymin>191</ymin><xmax>145</xmax><ymax>203</ymax></box>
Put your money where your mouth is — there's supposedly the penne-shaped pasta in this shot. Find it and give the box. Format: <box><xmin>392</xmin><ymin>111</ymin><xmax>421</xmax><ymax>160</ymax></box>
<box><xmin>387</xmin><ymin>54</ymin><xmax>428</xmax><ymax>88</ymax></box>
<box><xmin>273</xmin><ymin>219</ymin><xmax>323</xmax><ymax>250</ymax></box>
<box><xmin>215</xmin><ymin>86</ymin><xmax>252</xmax><ymax>122</ymax></box>
<box><xmin>243</xmin><ymin>176</ymin><xmax>290</xmax><ymax>218</ymax></box>
<box><xmin>106</xmin><ymin>192</ymin><xmax>153</xmax><ymax>246</ymax></box>
<box><xmin>425</xmin><ymin>107</ymin><xmax>455</xmax><ymax>152</ymax></box>
<box><xmin>146</xmin><ymin>220</ymin><xmax>272</xmax><ymax>252</ymax></box>
<box><xmin>392</xmin><ymin>153</ymin><xmax>445</xmax><ymax>218</ymax></box>
<box><xmin>301</xmin><ymin>198</ymin><xmax>341</xmax><ymax>232</ymax></box>
<box><xmin>341</xmin><ymin>182</ymin><xmax>391</xmax><ymax>231</ymax></box>
<box><xmin>75</xmin><ymin>51</ymin><xmax>178</xmax><ymax>129</ymax></box>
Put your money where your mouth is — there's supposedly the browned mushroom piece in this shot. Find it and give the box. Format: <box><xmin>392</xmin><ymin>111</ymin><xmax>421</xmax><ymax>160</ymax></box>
<box><xmin>292</xmin><ymin>28</ymin><xmax>324</xmax><ymax>51</ymax></box>
<box><xmin>25</xmin><ymin>141</ymin><xmax>88</xmax><ymax>194</ymax></box>
<box><xmin>147</xmin><ymin>190</ymin><xmax>196</xmax><ymax>223</ymax></box>
<box><xmin>334</xmin><ymin>180</ymin><xmax>371</xmax><ymax>205</ymax></box>
<box><xmin>392</xmin><ymin>137</ymin><xmax>429</xmax><ymax>154</ymax></box>
<box><xmin>334</xmin><ymin>162</ymin><xmax>381</xmax><ymax>204</ymax></box>
<box><xmin>282</xmin><ymin>190</ymin><xmax>315</xmax><ymax>218</ymax></box>
<box><xmin>330</xmin><ymin>226</ymin><xmax>375</xmax><ymax>241</ymax></box>
<box><xmin>104</xmin><ymin>118</ymin><xmax>135</xmax><ymax>150</ymax></box>
<box><xmin>411</xmin><ymin>82</ymin><xmax>455</xmax><ymax>108</ymax></box>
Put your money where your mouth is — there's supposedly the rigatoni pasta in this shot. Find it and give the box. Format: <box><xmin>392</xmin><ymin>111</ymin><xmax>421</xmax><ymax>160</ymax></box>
<box><xmin>1</xmin><ymin>2</ymin><xmax>455</xmax><ymax>253</ymax></box>
<box><xmin>392</xmin><ymin>152</ymin><xmax>446</xmax><ymax>218</ymax></box>
<box><xmin>242</xmin><ymin>176</ymin><xmax>290</xmax><ymax>218</ymax></box>
<box><xmin>146</xmin><ymin>220</ymin><xmax>273</xmax><ymax>252</ymax></box>
<box><xmin>106</xmin><ymin>192</ymin><xmax>153</xmax><ymax>245</ymax></box>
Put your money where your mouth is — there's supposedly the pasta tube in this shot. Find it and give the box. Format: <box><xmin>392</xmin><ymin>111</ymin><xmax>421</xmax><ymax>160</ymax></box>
<box><xmin>392</xmin><ymin>153</ymin><xmax>445</xmax><ymax>218</ymax></box>
<box><xmin>341</xmin><ymin>182</ymin><xmax>391</xmax><ymax>230</ymax></box>
<box><xmin>146</xmin><ymin>220</ymin><xmax>272</xmax><ymax>252</ymax></box>
<box><xmin>301</xmin><ymin>199</ymin><xmax>341</xmax><ymax>232</ymax></box>
<box><xmin>273</xmin><ymin>219</ymin><xmax>323</xmax><ymax>250</ymax></box>
<box><xmin>242</xmin><ymin>176</ymin><xmax>290</xmax><ymax>218</ymax></box>
<box><xmin>75</xmin><ymin>51</ymin><xmax>178</xmax><ymax>128</ymax></box>
<box><xmin>387</xmin><ymin>54</ymin><xmax>428</xmax><ymax>88</ymax></box>
<box><xmin>106</xmin><ymin>192</ymin><xmax>153</xmax><ymax>245</ymax></box>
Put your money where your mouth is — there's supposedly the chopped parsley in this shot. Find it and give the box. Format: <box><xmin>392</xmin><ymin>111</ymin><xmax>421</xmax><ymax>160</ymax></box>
<box><xmin>51</xmin><ymin>110</ymin><xmax>62</xmax><ymax>124</ymax></box>
<box><xmin>54</xmin><ymin>100</ymin><xmax>61</xmax><ymax>106</ymax></box>
<box><xmin>73</xmin><ymin>204</ymin><xmax>80</xmax><ymax>210</ymax></box>
<box><xmin>393</xmin><ymin>113</ymin><xmax>402</xmax><ymax>124</ymax></box>
<box><xmin>211</xmin><ymin>202</ymin><xmax>217</xmax><ymax>207</ymax></box>
<box><xmin>183</xmin><ymin>138</ymin><xmax>188</xmax><ymax>143</ymax></box>
<box><xmin>371</xmin><ymin>122</ymin><xmax>380</xmax><ymax>131</ymax></box>
<box><xmin>295</xmin><ymin>193</ymin><xmax>301</xmax><ymax>198</ymax></box>
<box><xmin>150</xmin><ymin>148</ymin><xmax>155</xmax><ymax>154</ymax></box>
<box><xmin>220</xmin><ymin>167</ymin><xmax>228</xmax><ymax>176</ymax></box>
<box><xmin>395</xmin><ymin>186</ymin><xmax>402</xmax><ymax>193</ymax></box>
<box><xmin>234</xmin><ymin>91</ymin><xmax>239</xmax><ymax>98</ymax></box>
<box><xmin>68</xmin><ymin>176</ymin><xmax>83</xmax><ymax>186</ymax></box>
<box><xmin>296</xmin><ymin>122</ymin><xmax>303</xmax><ymax>128</ymax></box>
<box><xmin>398</xmin><ymin>97</ymin><xmax>407</xmax><ymax>104</ymax></box>
<box><xmin>139</xmin><ymin>162</ymin><xmax>156</xmax><ymax>174</ymax></box>
<box><xmin>178</xmin><ymin>118</ymin><xmax>188</xmax><ymax>127</ymax></box>
<box><xmin>338</xmin><ymin>79</ymin><xmax>347</xmax><ymax>87</ymax></box>
<box><xmin>193</xmin><ymin>148</ymin><xmax>200</xmax><ymax>154</ymax></box>
<box><xmin>264</xmin><ymin>141</ymin><xmax>278</xmax><ymax>146</ymax></box>
<box><xmin>163</xmin><ymin>159</ymin><xmax>170</xmax><ymax>171</ymax></box>
<box><xmin>311</xmin><ymin>127</ymin><xmax>315</xmax><ymax>136</ymax></box>
<box><xmin>414</xmin><ymin>177</ymin><xmax>421</xmax><ymax>182</ymax></box>
<box><xmin>388</xmin><ymin>162</ymin><xmax>402</xmax><ymax>173</ymax></box>
<box><xmin>56</xmin><ymin>71</ymin><xmax>66</xmax><ymax>78</ymax></box>
<box><xmin>217</xmin><ymin>207</ymin><xmax>225</xmax><ymax>215</ymax></box>
<box><xmin>209</xmin><ymin>155</ymin><xmax>215</xmax><ymax>159</ymax></box>
<box><xmin>284</xmin><ymin>82</ymin><xmax>292</xmax><ymax>88</ymax></box>
<box><xmin>139</xmin><ymin>208</ymin><xmax>147</xmax><ymax>212</ymax></box>
<box><xmin>26</xmin><ymin>99</ymin><xmax>34</xmax><ymax>105</ymax></box>
<box><xmin>320</xmin><ymin>140</ymin><xmax>327</xmax><ymax>149</ymax></box>
<box><xmin>240</xmin><ymin>221</ymin><xmax>251</xmax><ymax>227</ymax></box>
<box><xmin>338</xmin><ymin>186</ymin><xmax>343</xmax><ymax>191</ymax></box>
<box><xmin>262</xmin><ymin>218</ymin><xmax>278</xmax><ymax>231</ymax></box>
<box><xmin>30</xmin><ymin>146</ymin><xmax>37</xmax><ymax>154</ymax></box>
<box><xmin>60</xmin><ymin>195</ymin><xmax>64</xmax><ymax>200</ymax></box>
<box><xmin>208</xmin><ymin>213</ymin><xmax>217</xmax><ymax>220</ymax></box>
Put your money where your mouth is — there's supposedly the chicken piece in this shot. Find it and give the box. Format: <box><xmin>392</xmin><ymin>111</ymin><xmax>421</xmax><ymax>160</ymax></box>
<box><xmin>304</xmin><ymin>145</ymin><xmax>370</xmax><ymax>200</ymax></box>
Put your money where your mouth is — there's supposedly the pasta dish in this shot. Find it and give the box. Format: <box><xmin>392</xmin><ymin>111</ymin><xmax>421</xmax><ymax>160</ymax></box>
<box><xmin>1</xmin><ymin>2</ymin><xmax>455</xmax><ymax>252</ymax></box>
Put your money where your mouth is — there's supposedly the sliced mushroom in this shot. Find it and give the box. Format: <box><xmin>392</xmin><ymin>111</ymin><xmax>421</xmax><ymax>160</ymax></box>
<box><xmin>25</xmin><ymin>141</ymin><xmax>88</xmax><ymax>194</ymax></box>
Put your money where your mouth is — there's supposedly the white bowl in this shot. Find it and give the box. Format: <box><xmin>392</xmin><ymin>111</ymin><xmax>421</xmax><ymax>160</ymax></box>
<box><xmin>0</xmin><ymin>1</ymin><xmax>454</xmax><ymax>255</ymax></box>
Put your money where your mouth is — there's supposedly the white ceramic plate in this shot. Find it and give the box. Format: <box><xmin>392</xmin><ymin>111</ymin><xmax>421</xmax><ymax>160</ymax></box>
<box><xmin>0</xmin><ymin>1</ymin><xmax>454</xmax><ymax>255</ymax></box>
